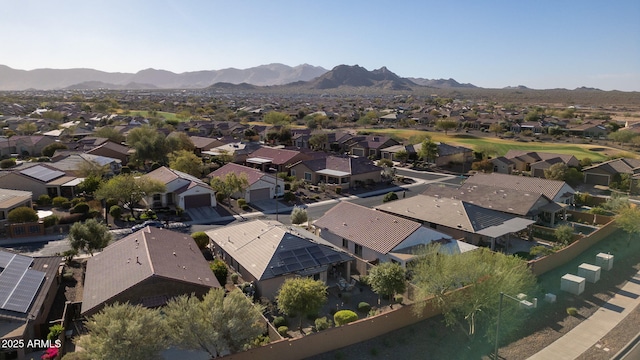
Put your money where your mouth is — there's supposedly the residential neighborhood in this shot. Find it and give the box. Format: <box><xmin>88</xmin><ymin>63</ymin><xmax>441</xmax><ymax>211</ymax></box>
<box><xmin>0</xmin><ymin>87</ymin><xmax>638</xmax><ymax>360</ymax></box>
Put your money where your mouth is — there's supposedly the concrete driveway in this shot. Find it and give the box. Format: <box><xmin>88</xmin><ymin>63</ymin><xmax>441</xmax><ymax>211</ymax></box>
<box><xmin>186</xmin><ymin>206</ymin><xmax>221</xmax><ymax>224</ymax></box>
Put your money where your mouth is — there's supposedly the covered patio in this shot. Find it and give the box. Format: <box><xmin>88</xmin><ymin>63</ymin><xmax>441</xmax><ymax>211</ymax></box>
<box><xmin>316</xmin><ymin>169</ymin><xmax>351</xmax><ymax>187</ymax></box>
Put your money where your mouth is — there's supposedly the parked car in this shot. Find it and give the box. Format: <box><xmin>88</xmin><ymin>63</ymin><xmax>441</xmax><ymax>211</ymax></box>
<box><xmin>131</xmin><ymin>220</ymin><xmax>165</xmax><ymax>232</ymax></box>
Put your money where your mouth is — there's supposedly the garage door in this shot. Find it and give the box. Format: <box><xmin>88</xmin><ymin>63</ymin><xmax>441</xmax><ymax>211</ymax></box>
<box><xmin>183</xmin><ymin>194</ymin><xmax>211</xmax><ymax>208</ymax></box>
<box><xmin>249</xmin><ymin>188</ymin><xmax>271</xmax><ymax>202</ymax></box>
<box><xmin>585</xmin><ymin>173</ymin><xmax>609</xmax><ymax>186</ymax></box>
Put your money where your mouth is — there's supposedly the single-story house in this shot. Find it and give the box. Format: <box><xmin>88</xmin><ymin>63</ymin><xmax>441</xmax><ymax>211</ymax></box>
<box><xmin>375</xmin><ymin>195</ymin><xmax>535</xmax><ymax>250</ymax></box>
<box><xmin>48</xmin><ymin>153</ymin><xmax>122</xmax><ymax>177</ymax></box>
<box><xmin>244</xmin><ymin>146</ymin><xmax>312</xmax><ymax>173</ymax></box>
<box><xmin>464</xmin><ymin>172</ymin><xmax>575</xmax><ymax>204</ymax></box>
<box><xmin>501</xmin><ymin>150</ymin><xmax>580</xmax><ymax>177</ymax></box>
<box><xmin>491</xmin><ymin>157</ymin><xmax>516</xmax><ymax>174</ymax></box>
<box><xmin>0</xmin><ymin>135</ymin><xmax>56</xmax><ymax>157</ymax></box>
<box><xmin>143</xmin><ymin>166</ymin><xmax>217</xmax><ymax>209</ymax></box>
<box><xmin>189</xmin><ymin>136</ymin><xmax>226</xmax><ymax>156</ymax></box>
<box><xmin>207</xmin><ymin>163</ymin><xmax>281</xmax><ymax>203</ymax></box>
<box><xmin>288</xmin><ymin>155</ymin><xmax>382</xmax><ymax>188</ymax></box>
<box><xmin>85</xmin><ymin>141</ymin><xmax>132</xmax><ymax>165</ymax></box>
<box><xmin>314</xmin><ymin>202</ymin><xmax>476</xmax><ymax>267</ymax></box>
<box><xmin>0</xmin><ymin>250</ymin><xmax>62</xmax><ymax>360</ymax></box>
<box><xmin>348</xmin><ymin>135</ymin><xmax>399</xmax><ymax>159</ymax></box>
<box><xmin>0</xmin><ymin>189</ymin><xmax>33</xmax><ymax>224</ymax></box>
<box><xmin>81</xmin><ymin>227</ymin><xmax>220</xmax><ymax>316</ymax></box>
<box><xmin>0</xmin><ymin>164</ymin><xmax>80</xmax><ymax>199</ymax></box>
<box><xmin>206</xmin><ymin>220</ymin><xmax>353</xmax><ymax>300</ymax></box>
<box><xmin>582</xmin><ymin>158</ymin><xmax>640</xmax><ymax>186</ymax></box>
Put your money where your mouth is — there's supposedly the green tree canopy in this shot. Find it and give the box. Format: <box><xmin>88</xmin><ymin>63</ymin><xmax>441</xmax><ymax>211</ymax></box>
<box><xmin>168</xmin><ymin>150</ymin><xmax>202</xmax><ymax>177</ymax></box>
<box><xmin>368</xmin><ymin>262</ymin><xmax>406</xmax><ymax>299</ymax></box>
<box><xmin>616</xmin><ymin>206</ymin><xmax>640</xmax><ymax>246</ymax></box>
<box><xmin>290</xmin><ymin>206</ymin><xmax>308</xmax><ymax>225</ymax></box>
<box><xmin>412</xmin><ymin>246</ymin><xmax>536</xmax><ymax>341</ymax></box>
<box><xmin>191</xmin><ymin>231</ymin><xmax>210</xmax><ymax>250</ymax></box>
<box><xmin>127</xmin><ymin>125</ymin><xmax>168</xmax><ymax>164</ymax></box>
<box><xmin>308</xmin><ymin>133</ymin><xmax>328</xmax><ymax>150</ymax></box>
<box><xmin>263</xmin><ymin>111</ymin><xmax>291</xmax><ymax>125</ymax></box>
<box><xmin>69</xmin><ymin>218</ymin><xmax>113</xmax><ymax>256</ymax></box>
<box><xmin>7</xmin><ymin>206</ymin><xmax>38</xmax><ymax>223</ymax></box>
<box><xmin>93</xmin><ymin>127</ymin><xmax>125</xmax><ymax>144</ymax></box>
<box><xmin>42</xmin><ymin>142</ymin><xmax>68</xmax><ymax>157</ymax></box>
<box><xmin>95</xmin><ymin>173</ymin><xmax>166</xmax><ymax>217</ymax></box>
<box><xmin>73</xmin><ymin>303</ymin><xmax>168</xmax><ymax>360</ymax></box>
<box><xmin>165</xmin><ymin>132</ymin><xmax>195</xmax><ymax>153</ymax></box>
<box><xmin>163</xmin><ymin>289</ymin><xmax>264</xmax><ymax>358</ymax></box>
<box><xmin>418</xmin><ymin>138</ymin><xmax>438</xmax><ymax>163</ymax></box>
<box><xmin>276</xmin><ymin>278</ymin><xmax>327</xmax><ymax>330</ymax></box>
<box><xmin>435</xmin><ymin>119</ymin><xmax>458</xmax><ymax>135</ymax></box>
<box><xmin>210</xmin><ymin>172</ymin><xmax>249</xmax><ymax>205</ymax></box>
<box><xmin>554</xmin><ymin>224</ymin><xmax>575</xmax><ymax>245</ymax></box>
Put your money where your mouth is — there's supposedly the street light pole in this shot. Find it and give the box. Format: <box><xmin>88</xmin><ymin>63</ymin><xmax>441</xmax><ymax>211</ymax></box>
<box><xmin>494</xmin><ymin>292</ymin><xmax>537</xmax><ymax>360</ymax></box>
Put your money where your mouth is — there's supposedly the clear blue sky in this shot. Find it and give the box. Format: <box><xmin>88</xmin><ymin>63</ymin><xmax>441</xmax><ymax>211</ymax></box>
<box><xmin>2</xmin><ymin>0</ymin><xmax>639</xmax><ymax>91</ymax></box>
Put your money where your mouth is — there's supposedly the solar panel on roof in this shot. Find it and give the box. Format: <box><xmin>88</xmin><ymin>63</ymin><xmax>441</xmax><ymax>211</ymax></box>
<box><xmin>0</xmin><ymin>251</ymin><xmax>44</xmax><ymax>314</ymax></box>
<box><xmin>20</xmin><ymin>165</ymin><xmax>65</xmax><ymax>182</ymax></box>
<box><xmin>326</xmin><ymin>254</ymin><xmax>342</xmax><ymax>262</ymax></box>
<box><xmin>2</xmin><ymin>269</ymin><xmax>45</xmax><ymax>313</ymax></box>
<box><xmin>301</xmin><ymin>260</ymin><xmax>317</xmax><ymax>268</ymax></box>
<box><xmin>286</xmin><ymin>263</ymin><xmax>304</xmax><ymax>272</ymax></box>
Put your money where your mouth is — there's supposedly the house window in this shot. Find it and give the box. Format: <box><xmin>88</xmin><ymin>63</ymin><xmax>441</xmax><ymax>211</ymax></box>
<box><xmin>291</xmin><ymin>169</ymin><xmax>296</xmax><ymax>176</ymax></box>
<box><xmin>342</xmin><ymin>238</ymin><xmax>348</xmax><ymax>249</ymax></box>
<box><xmin>304</xmin><ymin>172</ymin><xmax>312</xmax><ymax>181</ymax></box>
<box><xmin>355</xmin><ymin>244</ymin><xmax>363</xmax><ymax>257</ymax></box>
<box><xmin>369</xmin><ymin>149</ymin><xmax>376</xmax><ymax>156</ymax></box>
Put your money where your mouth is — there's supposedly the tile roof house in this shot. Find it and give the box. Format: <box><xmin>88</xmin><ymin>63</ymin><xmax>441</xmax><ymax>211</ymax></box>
<box><xmin>81</xmin><ymin>227</ymin><xmax>220</xmax><ymax>316</ymax></box>
<box><xmin>500</xmin><ymin>150</ymin><xmax>580</xmax><ymax>177</ymax></box>
<box><xmin>0</xmin><ymin>136</ymin><xmax>56</xmax><ymax>158</ymax></box>
<box><xmin>244</xmin><ymin>146</ymin><xmax>312</xmax><ymax>173</ymax></box>
<box><xmin>188</xmin><ymin>136</ymin><xmax>226</xmax><ymax>155</ymax></box>
<box><xmin>314</xmin><ymin>202</ymin><xmax>473</xmax><ymax>267</ymax></box>
<box><xmin>0</xmin><ymin>189</ymin><xmax>33</xmax><ymax>224</ymax></box>
<box><xmin>375</xmin><ymin>195</ymin><xmax>535</xmax><ymax>250</ymax></box>
<box><xmin>348</xmin><ymin>135</ymin><xmax>399</xmax><ymax>159</ymax></box>
<box><xmin>0</xmin><ymin>164</ymin><xmax>80</xmax><ymax>199</ymax></box>
<box><xmin>48</xmin><ymin>153</ymin><xmax>122</xmax><ymax>177</ymax></box>
<box><xmin>288</xmin><ymin>155</ymin><xmax>382</xmax><ymax>188</ymax></box>
<box><xmin>85</xmin><ymin>141</ymin><xmax>132</xmax><ymax>165</ymax></box>
<box><xmin>464</xmin><ymin>173</ymin><xmax>576</xmax><ymax>204</ymax></box>
<box><xmin>0</xmin><ymin>251</ymin><xmax>62</xmax><ymax>360</ymax></box>
<box><xmin>582</xmin><ymin>158</ymin><xmax>640</xmax><ymax>186</ymax></box>
<box><xmin>206</xmin><ymin>220</ymin><xmax>353</xmax><ymax>299</ymax></box>
<box><xmin>143</xmin><ymin>166</ymin><xmax>217</xmax><ymax>209</ymax></box>
<box><xmin>207</xmin><ymin>163</ymin><xmax>281</xmax><ymax>202</ymax></box>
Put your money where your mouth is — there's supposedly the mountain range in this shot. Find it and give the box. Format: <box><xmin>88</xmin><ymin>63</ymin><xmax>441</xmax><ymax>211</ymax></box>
<box><xmin>0</xmin><ymin>63</ymin><xmax>479</xmax><ymax>91</ymax></box>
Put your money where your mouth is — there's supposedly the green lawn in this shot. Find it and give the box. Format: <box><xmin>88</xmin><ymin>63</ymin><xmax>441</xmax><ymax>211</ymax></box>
<box><xmin>127</xmin><ymin>110</ymin><xmax>180</xmax><ymax>121</ymax></box>
<box><xmin>362</xmin><ymin>128</ymin><xmax>633</xmax><ymax>162</ymax></box>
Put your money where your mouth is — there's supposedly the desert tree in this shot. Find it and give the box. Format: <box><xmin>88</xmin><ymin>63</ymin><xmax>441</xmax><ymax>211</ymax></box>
<box><xmin>276</xmin><ymin>277</ymin><xmax>327</xmax><ymax>330</ymax></box>
<box><xmin>68</xmin><ymin>219</ymin><xmax>113</xmax><ymax>256</ymax></box>
<box><xmin>209</xmin><ymin>172</ymin><xmax>249</xmax><ymax>205</ymax></box>
<box><xmin>168</xmin><ymin>150</ymin><xmax>202</xmax><ymax>177</ymax></box>
<box><xmin>95</xmin><ymin>173</ymin><xmax>166</xmax><ymax>218</ymax></box>
<box><xmin>368</xmin><ymin>262</ymin><xmax>406</xmax><ymax>302</ymax></box>
<box><xmin>616</xmin><ymin>206</ymin><xmax>640</xmax><ymax>246</ymax></box>
<box><xmin>163</xmin><ymin>289</ymin><xmax>264</xmax><ymax>358</ymax></box>
<box><xmin>418</xmin><ymin>138</ymin><xmax>438</xmax><ymax>163</ymax></box>
<box><xmin>435</xmin><ymin>119</ymin><xmax>458</xmax><ymax>135</ymax></box>
<box><xmin>73</xmin><ymin>303</ymin><xmax>169</xmax><ymax>360</ymax></box>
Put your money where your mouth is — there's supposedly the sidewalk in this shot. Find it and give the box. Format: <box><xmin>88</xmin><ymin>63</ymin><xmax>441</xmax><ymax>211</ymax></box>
<box><xmin>527</xmin><ymin>270</ymin><xmax>640</xmax><ymax>360</ymax></box>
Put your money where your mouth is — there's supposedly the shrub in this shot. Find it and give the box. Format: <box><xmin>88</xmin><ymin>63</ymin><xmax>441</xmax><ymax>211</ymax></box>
<box><xmin>70</xmin><ymin>202</ymin><xmax>90</xmax><ymax>214</ymax></box>
<box><xmin>61</xmin><ymin>201</ymin><xmax>72</xmax><ymax>210</ymax></box>
<box><xmin>109</xmin><ymin>205</ymin><xmax>122</xmax><ymax>220</ymax></box>
<box><xmin>283</xmin><ymin>191</ymin><xmax>296</xmax><ymax>202</ymax></box>
<box><xmin>335</xmin><ymin>186</ymin><xmax>342</xmax><ymax>195</ymax></box>
<box><xmin>191</xmin><ymin>231</ymin><xmax>210</xmax><ymax>250</ymax></box>
<box><xmin>566</xmin><ymin>307</ymin><xmax>578</xmax><ymax>316</ymax></box>
<box><xmin>277</xmin><ymin>326</ymin><xmax>289</xmax><ymax>337</ymax></box>
<box><xmin>52</xmin><ymin>196</ymin><xmax>67</xmax><ymax>207</ymax></box>
<box><xmin>70</xmin><ymin>197</ymin><xmax>84</xmax><ymax>206</ymax></box>
<box><xmin>314</xmin><ymin>316</ymin><xmax>332</xmax><ymax>331</ymax></box>
<box><xmin>8</xmin><ymin>207</ymin><xmax>38</xmax><ymax>223</ymax></box>
<box><xmin>42</xmin><ymin>215</ymin><xmax>58</xmax><ymax>228</ymax></box>
<box><xmin>383</xmin><ymin>192</ymin><xmax>398</xmax><ymax>203</ymax></box>
<box><xmin>37</xmin><ymin>194</ymin><xmax>52</xmax><ymax>206</ymax></box>
<box><xmin>290</xmin><ymin>206</ymin><xmax>308</xmax><ymax>225</ymax></box>
<box><xmin>393</xmin><ymin>294</ymin><xmax>403</xmax><ymax>304</ymax></box>
<box><xmin>58</xmin><ymin>213</ymin><xmax>84</xmax><ymax>225</ymax></box>
<box><xmin>273</xmin><ymin>316</ymin><xmax>287</xmax><ymax>327</ymax></box>
<box><xmin>215</xmin><ymin>192</ymin><xmax>226</xmax><ymax>204</ymax></box>
<box><xmin>357</xmin><ymin>302</ymin><xmax>371</xmax><ymax>313</ymax></box>
<box><xmin>529</xmin><ymin>245</ymin><xmax>555</xmax><ymax>257</ymax></box>
<box><xmin>237</xmin><ymin>198</ymin><xmax>247</xmax><ymax>207</ymax></box>
<box><xmin>87</xmin><ymin>209</ymin><xmax>100</xmax><ymax>219</ymax></box>
<box><xmin>105</xmin><ymin>198</ymin><xmax>118</xmax><ymax>209</ymax></box>
<box><xmin>230</xmin><ymin>273</ymin><xmax>239</xmax><ymax>284</ymax></box>
<box><xmin>47</xmin><ymin>324</ymin><xmax>64</xmax><ymax>341</ymax></box>
<box><xmin>209</xmin><ymin>259</ymin><xmax>228</xmax><ymax>285</ymax></box>
<box><xmin>334</xmin><ymin>310</ymin><xmax>358</xmax><ymax>326</ymax></box>
<box><xmin>120</xmin><ymin>166</ymin><xmax>131</xmax><ymax>174</ymax></box>
<box><xmin>242</xmin><ymin>205</ymin><xmax>251</xmax><ymax>211</ymax></box>
<box><xmin>0</xmin><ymin>158</ymin><xmax>16</xmax><ymax>169</ymax></box>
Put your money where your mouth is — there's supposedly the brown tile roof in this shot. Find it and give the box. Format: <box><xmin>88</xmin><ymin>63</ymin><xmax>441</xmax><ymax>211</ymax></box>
<box><xmin>583</xmin><ymin>158</ymin><xmax>640</xmax><ymax>175</ymax></box>
<box><xmin>314</xmin><ymin>202</ymin><xmax>421</xmax><ymax>254</ymax></box>
<box><xmin>248</xmin><ymin>146</ymin><xmax>306</xmax><ymax>165</ymax></box>
<box><xmin>144</xmin><ymin>166</ymin><xmax>180</xmax><ymax>184</ymax></box>
<box><xmin>421</xmin><ymin>183</ymin><xmax>550</xmax><ymax>217</ymax></box>
<box><xmin>82</xmin><ymin>227</ymin><xmax>219</xmax><ymax>315</ymax></box>
<box><xmin>464</xmin><ymin>173</ymin><xmax>572</xmax><ymax>201</ymax></box>
<box><xmin>208</xmin><ymin>163</ymin><xmax>269</xmax><ymax>185</ymax></box>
